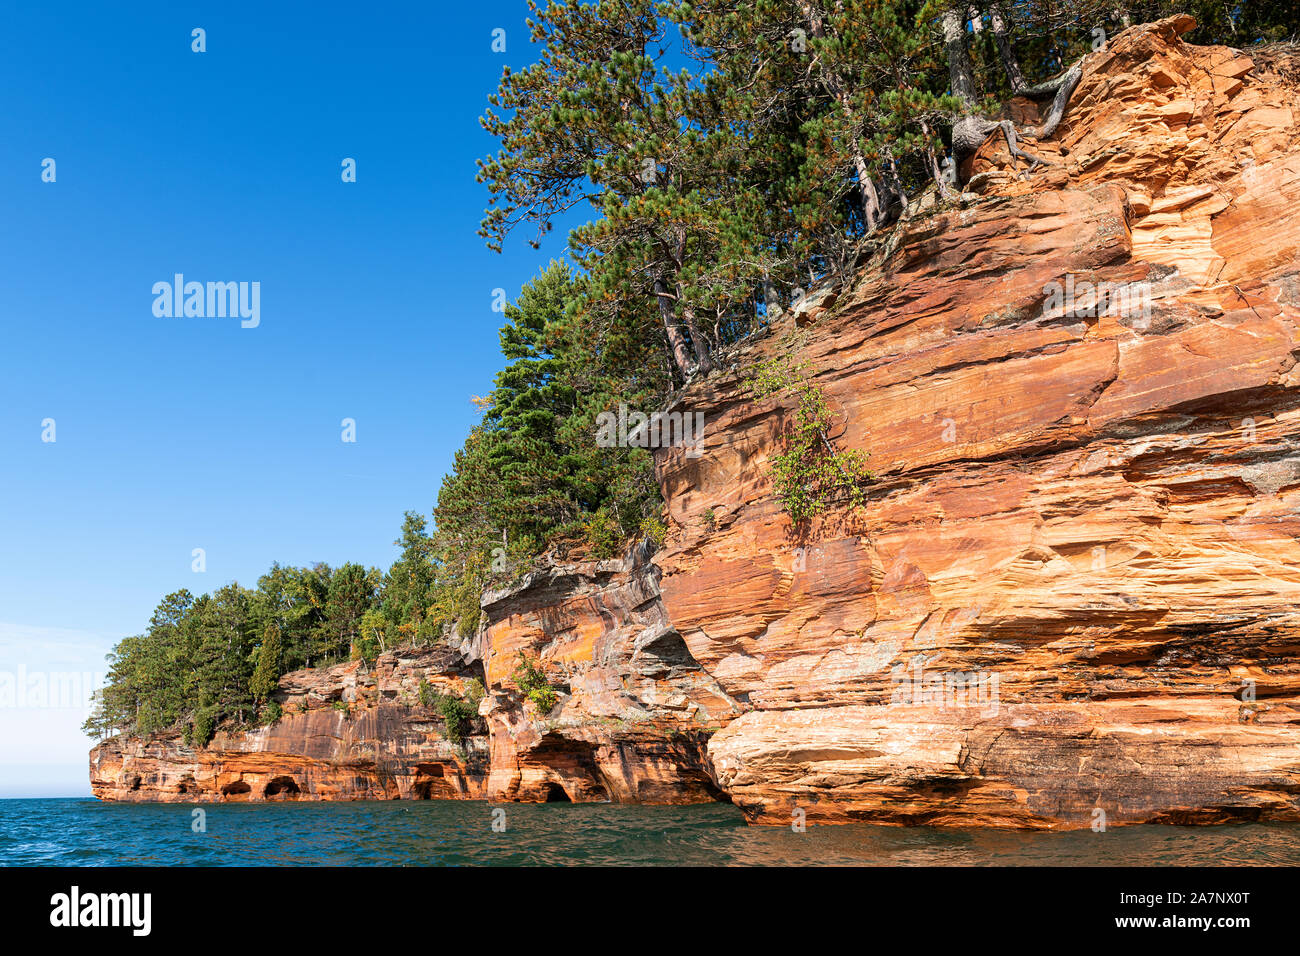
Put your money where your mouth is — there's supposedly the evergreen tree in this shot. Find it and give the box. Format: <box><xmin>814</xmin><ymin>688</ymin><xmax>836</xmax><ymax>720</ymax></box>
<box><xmin>249</xmin><ymin>624</ymin><xmax>282</xmax><ymax>706</ymax></box>
<box><xmin>321</xmin><ymin>563</ymin><xmax>381</xmax><ymax>661</ymax></box>
<box><xmin>382</xmin><ymin>512</ymin><xmax>438</xmax><ymax>643</ymax></box>
<box><xmin>192</xmin><ymin>585</ymin><xmax>256</xmax><ymax>732</ymax></box>
<box><xmin>479</xmin><ymin>0</ymin><xmax>771</xmax><ymax>381</ymax></box>
<box><xmin>429</xmin><ymin>261</ymin><xmax>669</xmax><ymax>636</ymax></box>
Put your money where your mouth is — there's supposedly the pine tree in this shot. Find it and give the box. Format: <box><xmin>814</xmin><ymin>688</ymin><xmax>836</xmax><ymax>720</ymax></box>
<box><xmin>478</xmin><ymin>0</ymin><xmax>770</xmax><ymax>381</ymax></box>
<box><xmin>249</xmin><ymin>624</ymin><xmax>282</xmax><ymax>706</ymax></box>
<box><xmin>322</xmin><ymin>563</ymin><xmax>381</xmax><ymax>661</ymax></box>
<box><xmin>382</xmin><ymin>512</ymin><xmax>437</xmax><ymax>643</ymax></box>
<box><xmin>192</xmin><ymin>585</ymin><xmax>255</xmax><ymax>730</ymax></box>
<box><xmin>484</xmin><ymin>261</ymin><xmax>585</xmax><ymax>551</ymax></box>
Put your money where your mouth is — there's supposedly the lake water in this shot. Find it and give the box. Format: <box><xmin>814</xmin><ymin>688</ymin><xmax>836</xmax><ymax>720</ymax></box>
<box><xmin>3</xmin><ymin>798</ymin><xmax>1300</xmax><ymax>866</ymax></box>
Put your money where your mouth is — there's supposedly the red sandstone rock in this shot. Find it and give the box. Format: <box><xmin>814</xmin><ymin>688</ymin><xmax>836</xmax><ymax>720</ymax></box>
<box><xmin>90</xmin><ymin>548</ymin><xmax>731</xmax><ymax>806</ymax></box>
<box><xmin>653</xmin><ymin>17</ymin><xmax>1300</xmax><ymax>827</ymax></box>
<box><xmin>90</xmin><ymin>651</ymin><xmax>491</xmax><ymax>803</ymax></box>
<box><xmin>472</xmin><ymin>545</ymin><xmax>735</xmax><ymax>804</ymax></box>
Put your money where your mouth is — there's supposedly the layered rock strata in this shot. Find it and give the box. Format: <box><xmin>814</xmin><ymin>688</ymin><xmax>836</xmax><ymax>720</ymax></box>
<box><xmin>655</xmin><ymin>16</ymin><xmax>1300</xmax><ymax>826</ymax></box>
<box><xmin>91</xmin><ymin>549</ymin><xmax>733</xmax><ymax>805</ymax></box>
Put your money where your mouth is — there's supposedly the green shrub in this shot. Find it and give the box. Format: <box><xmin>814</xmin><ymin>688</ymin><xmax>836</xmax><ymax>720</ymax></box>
<box><xmin>415</xmin><ymin>678</ymin><xmax>482</xmax><ymax>745</ymax></box>
<box><xmin>190</xmin><ymin>708</ymin><xmax>216</xmax><ymax>748</ymax></box>
<box><xmin>429</xmin><ymin>548</ymin><xmax>486</xmax><ymax>638</ymax></box>
<box><xmin>436</xmin><ymin>693</ymin><xmax>478</xmax><ymax>746</ymax></box>
<box><xmin>462</xmin><ymin>677</ymin><xmax>486</xmax><ymax>709</ymax></box>
<box><xmin>745</xmin><ymin>351</ymin><xmax>872</xmax><ymax>525</ymax></box>
<box><xmin>583</xmin><ymin>508</ymin><xmax>622</xmax><ymax>559</ymax></box>
<box><xmin>639</xmin><ymin>515</ymin><xmax>667</xmax><ymax>547</ymax></box>
<box><xmin>513</xmin><ymin>653</ymin><xmax>558</xmax><ymax>714</ymax></box>
<box><xmin>262</xmin><ymin>700</ymin><xmax>283</xmax><ymax>725</ymax></box>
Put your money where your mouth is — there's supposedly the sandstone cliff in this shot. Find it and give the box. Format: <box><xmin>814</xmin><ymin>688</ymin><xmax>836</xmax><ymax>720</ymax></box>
<box><xmin>91</xmin><ymin>547</ymin><xmax>732</xmax><ymax>805</ymax></box>
<box><xmin>93</xmin><ymin>18</ymin><xmax>1300</xmax><ymax>827</ymax></box>
<box><xmin>657</xmin><ymin>15</ymin><xmax>1300</xmax><ymax>827</ymax></box>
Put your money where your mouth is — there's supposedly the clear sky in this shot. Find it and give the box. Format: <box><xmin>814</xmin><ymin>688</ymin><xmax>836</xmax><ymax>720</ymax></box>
<box><xmin>0</xmin><ymin>1</ymin><xmax>558</xmax><ymax>796</ymax></box>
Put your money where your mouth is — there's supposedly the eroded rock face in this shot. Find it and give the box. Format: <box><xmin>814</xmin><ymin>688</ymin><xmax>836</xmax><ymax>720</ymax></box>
<box><xmin>471</xmin><ymin>543</ymin><xmax>736</xmax><ymax>804</ymax></box>
<box><xmin>655</xmin><ymin>18</ymin><xmax>1300</xmax><ymax>827</ymax></box>
<box><xmin>90</xmin><ymin>549</ymin><xmax>733</xmax><ymax>806</ymax></box>
<box><xmin>90</xmin><ymin>650</ymin><xmax>491</xmax><ymax>803</ymax></box>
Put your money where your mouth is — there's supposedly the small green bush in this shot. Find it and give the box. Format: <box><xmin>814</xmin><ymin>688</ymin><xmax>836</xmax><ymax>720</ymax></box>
<box><xmin>418</xmin><ymin>678</ymin><xmax>435</xmax><ymax>709</ymax></box>
<box><xmin>190</xmin><ymin>708</ymin><xmax>216</xmax><ymax>748</ymax></box>
<box><xmin>745</xmin><ymin>351</ymin><xmax>872</xmax><ymax>524</ymax></box>
<box><xmin>462</xmin><ymin>677</ymin><xmax>486</xmax><ymax>709</ymax></box>
<box><xmin>513</xmin><ymin>653</ymin><xmax>558</xmax><ymax>714</ymax></box>
<box><xmin>583</xmin><ymin>509</ymin><xmax>623</xmax><ymax>559</ymax></box>
<box><xmin>262</xmin><ymin>700</ymin><xmax>283</xmax><ymax>725</ymax></box>
<box><xmin>639</xmin><ymin>515</ymin><xmax>667</xmax><ymax>547</ymax></box>
<box><xmin>436</xmin><ymin>693</ymin><xmax>478</xmax><ymax>746</ymax></box>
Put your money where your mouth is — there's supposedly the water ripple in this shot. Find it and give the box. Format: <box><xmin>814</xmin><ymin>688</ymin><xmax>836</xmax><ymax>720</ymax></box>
<box><xmin>2</xmin><ymin>799</ymin><xmax>1299</xmax><ymax>866</ymax></box>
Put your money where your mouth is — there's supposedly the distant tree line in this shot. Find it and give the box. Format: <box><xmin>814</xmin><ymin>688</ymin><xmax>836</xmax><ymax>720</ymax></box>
<box><xmin>84</xmin><ymin>561</ymin><xmax>392</xmax><ymax>744</ymax></box>
<box><xmin>86</xmin><ymin>262</ymin><xmax>658</xmax><ymax>746</ymax></box>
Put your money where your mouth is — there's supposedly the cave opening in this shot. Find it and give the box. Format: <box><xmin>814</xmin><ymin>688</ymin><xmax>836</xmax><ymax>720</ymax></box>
<box><xmin>264</xmin><ymin>775</ymin><xmax>301</xmax><ymax>799</ymax></box>
<box><xmin>543</xmin><ymin>783</ymin><xmax>572</xmax><ymax>803</ymax></box>
<box><xmin>411</xmin><ymin>763</ymin><xmax>448</xmax><ymax>800</ymax></box>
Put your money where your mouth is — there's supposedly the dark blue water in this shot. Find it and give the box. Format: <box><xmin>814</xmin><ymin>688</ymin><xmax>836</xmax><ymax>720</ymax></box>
<box><xmin>3</xmin><ymin>799</ymin><xmax>1300</xmax><ymax>865</ymax></box>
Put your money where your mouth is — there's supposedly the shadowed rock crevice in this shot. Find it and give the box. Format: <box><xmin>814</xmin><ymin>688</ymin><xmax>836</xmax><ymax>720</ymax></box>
<box><xmin>263</xmin><ymin>776</ymin><xmax>300</xmax><ymax>799</ymax></box>
<box><xmin>542</xmin><ymin>783</ymin><xmax>571</xmax><ymax>803</ymax></box>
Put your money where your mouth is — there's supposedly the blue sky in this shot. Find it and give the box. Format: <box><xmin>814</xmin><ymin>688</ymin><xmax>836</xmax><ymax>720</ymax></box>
<box><xmin>0</xmin><ymin>1</ymin><xmax>562</xmax><ymax>796</ymax></box>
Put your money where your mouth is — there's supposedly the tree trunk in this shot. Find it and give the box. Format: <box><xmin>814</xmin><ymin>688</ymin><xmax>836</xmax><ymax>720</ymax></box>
<box><xmin>681</xmin><ymin>301</ymin><xmax>714</xmax><ymax>374</ymax></box>
<box><xmin>655</xmin><ymin>277</ymin><xmax>697</xmax><ymax>379</ymax></box>
<box><xmin>800</xmin><ymin>1</ymin><xmax>884</xmax><ymax>232</ymax></box>
<box><xmin>990</xmin><ymin>5</ymin><xmax>1027</xmax><ymax>92</ymax></box>
<box><xmin>942</xmin><ymin>7</ymin><xmax>977</xmax><ymax>108</ymax></box>
<box><xmin>853</xmin><ymin>152</ymin><xmax>883</xmax><ymax>233</ymax></box>
<box><xmin>920</xmin><ymin>117</ymin><xmax>954</xmax><ymax>198</ymax></box>
<box><xmin>762</xmin><ymin>276</ymin><xmax>783</xmax><ymax>319</ymax></box>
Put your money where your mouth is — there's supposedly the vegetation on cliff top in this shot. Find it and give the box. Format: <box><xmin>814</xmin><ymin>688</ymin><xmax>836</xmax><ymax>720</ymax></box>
<box><xmin>86</xmin><ymin>2</ymin><xmax>1299</xmax><ymax>745</ymax></box>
